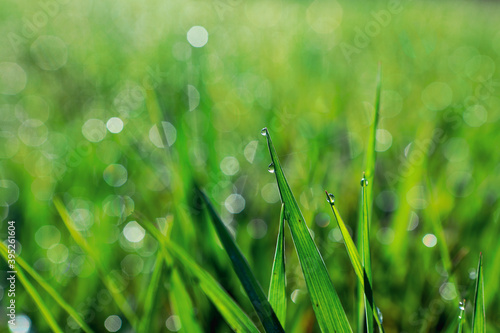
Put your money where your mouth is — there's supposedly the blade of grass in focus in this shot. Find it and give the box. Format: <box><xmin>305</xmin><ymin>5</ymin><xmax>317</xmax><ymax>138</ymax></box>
<box><xmin>0</xmin><ymin>242</ymin><xmax>94</xmax><ymax>333</ymax></box>
<box><xmin>268</xmin><ymin>203</ymin><xmax>287</xmax><ymax>328</ymax></box>
<box><xmin>458</xmin><ymin>299</ymin><xmax>466</xmax><ymax>333</ymax></box>
<box><xmin>54</xmin><ymin>197</ymin><xmax>138</xmax><ymax>329</ymax></box>
<box><xmin>472</xmin><ymin>253</ymin><xmax>485</xmax><ymax>333</ymax></box>
<box><xmin>263</xmin><ymin>127</ymin><xmax>353</xmax><ymax>333</ymax></box>
<box><xmin>135</xmin><ymin>217</ymin><xmax>261</xmax><ymax>333</ymax></box>
<box><xmin>326</xmin><ymin>191</ymin><xmax>384</xmax><ymax>332</ymax></box>
<box><xmin>3</xmin><ymin>261</ymin><xmax>63</xmax><ymax>333</ymax></box>
<box><xmin>358</xmin><ymin>66</ymin><xmax>381</xmax><ymax>333</ymax></box>
<box><xmin>198</xmin><ymin>188</ymin><xmax>285</xmax><ymax>333</ymax></box>
<box><xmin>361</xmin><ymin>175</ymin><xmax>375</xmax><ymax>333</ymax></box>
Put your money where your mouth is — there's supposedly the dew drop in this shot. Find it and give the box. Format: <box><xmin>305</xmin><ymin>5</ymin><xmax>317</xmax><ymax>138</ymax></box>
<box><xmin>377</xmin><ymin>307</ymin><xmax>383</xmax><ymax>323</ymax></box>
<box><xmin>268</xmin><ymin>163</ymin><xmax>275</xmax><ymax>173</ymax></box>
<box><xmin>459</xmin><ymin>301</ymin><xmax>465</xmax><ymax>311</ymax></box>
<box><xmin>260</xmin><ymin>127</ymin><xmax>268</xmax><ymax>136</ymax></box>
<box><xmin>360</xmin><ymin>177</ymin><xmax>368</xmax><ymax>187</ymax></box>
<box><xmin>326</xmin><ymin>193</ymin><xmax>335</xmax><ymax>205</ymax></box>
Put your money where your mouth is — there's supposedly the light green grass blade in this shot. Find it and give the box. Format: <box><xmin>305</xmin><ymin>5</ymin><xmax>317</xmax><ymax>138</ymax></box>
<box><xmin>54</xmin><ymin>197</ymin><xmax>138</xmax><ymax>328</ymax></box>
<box><xmin>263</xmin><ymin>128</ymin><xmax>352</xmax><ymax>333</ymax></box>
<box><xmin>198</xmin><ymin>188</ymin><xmax>284</xmax><ymax>333</ymax></box>
<box><xmin>326</xmin><ymin>191</ymin><xmax>384</xmax><ymax>332</ymax></box>
<box><xmin>358</xmin><ymin>66</ymin><xmax>381</xmax><ymax>333</ymax></box>
<box><xmin>472</xmin><ymin>253</ymin><xmax>485</xmax><ymax>333</ymax></box>
<box><xmin>136</xmin><ymin>218</ymin><xmax>261</xmax><ymax>333</ymax></box>
<box><xmin>3</xmin><ymin>262</ymin><xmax>63</xmax><ymax>333</ymax></box>
<box><xmin>268</xmin><ymin>203</ymin><xmax>287</xmax><ymax>328</ymax></box>
<box><xmin>170</xmin><ymin>268</ymin><xmax>204</xmax><ymax>333</ymax></box>
<box><xmin>139</xmin><ymin>254</ymin><xmax>163</xmax><ymax>332</ymax></box>
<box><xmin>0</xmin><ymin>242</ymin><xmax>94</xmax><ymax>333</ymax></box>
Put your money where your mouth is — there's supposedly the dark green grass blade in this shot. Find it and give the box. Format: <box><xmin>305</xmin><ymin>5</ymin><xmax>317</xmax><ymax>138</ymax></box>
<box><xmin>136</xmin><ymin>217</ymin><xmax>261</xmax><ymax>333</ymax></box>
<box><xmin>326</xmin><ymin>192</ymin><xmax>384</xmax><ymax>332</ymax></box>
<box><xmin>263</xmin><ymin>128</ymin><xmax>352</xmax><ymax>333</ymax></box>
<box><xmin>268</xmin><ymin>203</ymin><xmax>287</xmax><ymax>327</ymax></box>
<box><xmin>198</xmin><ymin>188</ymin><xmax>284</xmax><ymax>333</ymax></box>
<box><xmin>0</xmin><ymin>242</ymin><xmax>94</xmax><ymax>333</ymax></box>
<box><xmin>361</xmin><ymin>179</ymin><xmax>375</xmax><ymax>333</ymax></box>
<box><xmin>472</xmin><ymin>253</ymin><xmax>485</xmax><ymax>333</ymax></box>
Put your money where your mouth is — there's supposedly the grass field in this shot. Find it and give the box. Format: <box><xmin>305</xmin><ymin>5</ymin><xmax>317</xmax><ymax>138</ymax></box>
<box><xmin>0</xmin><ymin>0</ymin><xmax>499</xmax><ymax>332</ymax></box>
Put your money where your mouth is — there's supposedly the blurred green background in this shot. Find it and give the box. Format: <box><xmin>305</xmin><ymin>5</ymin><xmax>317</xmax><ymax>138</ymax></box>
<box><xmin>0</xmin><ymin>0</ymin><xmax>499</xmax><ymax>331</ymax></box>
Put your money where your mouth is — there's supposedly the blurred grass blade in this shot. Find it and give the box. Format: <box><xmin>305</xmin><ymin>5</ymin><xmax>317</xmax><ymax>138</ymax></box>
<box><xmin>263</xmin><ymin>128</ymin><xmax>352</xmax><ymax>333</ymax></box>
<box><xmin>198</xmin><ymin>188</ymin><xmax>284</xmax><ymax>333</ymax></box>
<box><xmin>2</xmin><ymin>260</ymin><xmax>63</xmax><ymax>333</ymax></box>
<box><xmin>136</xmin><ymin>218</ymin><xmax>261</xmax><ymax>333</ymax></box>
<box><xmin>326</xmin><ymin>191</ymin><xmax>384</xmax><ymax>332</ymax></box>
<box><xmin>170</xmin><ymin>269</ymin><xmax>204</xmax><ymax>333</ymax></box>
<box><xmin>472</xmin><ymin>253</ymin><xmax>485</xmax><ymax>333</ymax></box>
<box><xmin>54</xmin><ymin>197</ymin><xmax>138</xmax><ymax>328</ymax></box>
<box><xmin>0</xmin><ymin>242</ymin><xmax>94</xmax><ymax>333</ymax></box>
<box><xmin>140</xmin><ymin>255</ymin><xmax>163</xmax><ymax>332</ymax></box>
<box><xmin>268</xmin><ymin>203</ymin><xmax>287</xmax><ymax>328</ymax></box>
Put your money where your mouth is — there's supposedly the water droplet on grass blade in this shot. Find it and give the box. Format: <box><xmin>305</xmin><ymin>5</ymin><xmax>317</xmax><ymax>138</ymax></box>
<box><xmin>361</xmin><ymin>177</ymin><xmax>368</xmax><ymax>187</ymax></box>
<box><xmin>268</xmin><ymin>163</ymin><xmax>275</xmax><ymax>173</ymax></box>
<box><xmin>325</xmin><ymin>192</ymin><xmax>335</xmax><ymax>205</ymax></box>
<box><xmin>377</xmin><ymin>307</ymin><xmax>383</xmax><ymax>323</ymax></box>
<box><xmin>260</xmin><ymin>127</ymin><xmax>268</xmax><ymax>136</ymax></box>
<box><xmin>459</xmin><ymin>300</ymin><xmax>465</xmax><ymax>311</ymax></box>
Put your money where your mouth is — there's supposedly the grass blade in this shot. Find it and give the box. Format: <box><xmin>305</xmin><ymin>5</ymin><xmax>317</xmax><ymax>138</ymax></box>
<box><xmin>135</xmin><ymin>217</ymin><xmax>261</xmax><ymax>333</ymax></box>
<box><xmin>139</xmin><ymin>255</ymin><xmax>163</xmax><ymax>332</ymax></box>
<box><xmin>198</xmin><ymin>188</ymin><xmax>284</xmax><ymax>333</ymax></box>
<box><xmin>263</xmin><ymin>128</ymin><xmax>352</xmax><ymax>333</ymax></box>
<box><xmin>170</xmin><ymin>268</ymin><xmax>204</xmax><ymax>333</ymax></box>
<box><xmin>54</xmin><ymin>197</ymin><xmax>138</xmax><ymax>328</ymax></box>
<box><xmin>472</xmin><ymin>253</ymin><xmax>485</xmax><ymax>333</ymax></box>
<box><xmin>361</xmin><ymin>176</ymin><xmax>375</xmax><ymax>333</ymax></box>
<box><xmin>0</xmin><ymin>242</ymin><xmax>94</xmax><ymax>333</ymax></box>
<box><xmin>457</xmin><ymin>299</ymin><xmax>466</xmax><ymax>333</ymax></box>
<box><xmin>268</xmin><ymin>203</ymin><xmax>287</xmax><ymax>328</ymax></box>
<box><xmin>326</xmin><ymin>191</ymin><xmax>384</xmax><ymax>332</ymax></box>
<box><xmin>1</xmin><ymin>259</ymin><xmax>63</xmax><ymax>333</ymax></box>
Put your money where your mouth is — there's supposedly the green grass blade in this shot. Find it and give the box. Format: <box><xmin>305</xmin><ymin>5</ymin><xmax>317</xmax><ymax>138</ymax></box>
<box><xmin>136</xmin><ymin>218</ymin><xmax>261</xmax><ymax>333</ymax></box>
<box><xmin>198</xmin><ymin>188</ymin><xmax>284</xmax><ymax>333</ymax></box>
<box><xmin>170</xmin><ymin>268</ymin><xmax>204</xmax><ymax>333</ymax></box>
<box><xmin>54</xmin><ymin>197</ymin><xmax>138</xmax><ymax>328</ymax></box>
<box><xmin>263</xmin><ymin>128</ymin><xmax>352</xmax><ymax>333</ymax></box>
<box><xmin>139</xmin><ymin>255</ymin><xmax>163</xmax><ymax>332</ymax></box>
<box><xmin>457</xmin><ymin>299</ymin><xmax>466</xmax><ymax>333</ymax></box>
<box><xmin>268</xmin><ymin>203</ymin><xmax>287</xmax><ymax>328</ymax></box>
<box><xmin>361</xmin><ymin>177</ymin><xmax>374</xmax><ymax>333</ymax></box>
<box><xmin>472</xmin><ymin>253</ymin><xmax>485</xmax><ymax>333</ymax></box>
<box><xmin>326</xmin><ymin>191</ymin><xmax>384</xmax><ymax>332</ymax></box>
<box><xmin>2</xmin><ymin>261</ymin><xmax>63</xmax><ymax>333</ymax></box>
<box><xmin>0</xmin><ymin>242</ymin><xmax>94</xmax><ymax>333</ymax></box>
<box><xmin>359</xmin><ymin>66</ymin><xmax>381</xmax><ymax>333</ymax></box>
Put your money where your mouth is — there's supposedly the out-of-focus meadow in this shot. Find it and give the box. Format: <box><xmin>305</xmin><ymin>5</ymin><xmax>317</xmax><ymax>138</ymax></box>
<box><xmin>0</xmin><ymin>0</ymin><xmax>499</xmax><ymax>331</ymax></box>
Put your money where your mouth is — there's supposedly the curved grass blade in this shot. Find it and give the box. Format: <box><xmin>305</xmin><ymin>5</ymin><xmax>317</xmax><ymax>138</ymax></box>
<box><xmin>198</xmin><ymin>188</ymin><xmax>284</xmax><ymax>333</ymax></box>
<box><xmin>54</xmin><ymin>197</ymin><xmax>138</xmax><ymax>328</ymax></box>
<box><xmin>268</xmin><ymin>203</ymin><xmax>287</xmax><ymax>328</ymax></box>
<box><xmin>263</xmin><ymin>128</ymin><xmax>352</xmax><ymax>333</ymax></box>
<box><xmin>0</xmin><ymin>242</ymin><xmax>94</xmax><ymax>333</ymax></box>
<box><xmin>2</xmin><ymin>260</ymin><xmax>63</xmax><ymax>333</ymax></box>
<box><xmin>472</xmin><ymin>253</ymin><xmax>485</xmax><ymax>333</ymax></box>
<box><xmin>361</xmin><ymin>176</ymin><xmax>374</xmax><ymax>333</ymax></box>
<box><xmin>326</xmin><ymin>191</ymin><xmax>384</xmax><ymax>332</ymax></box>
<box><xmin>136</xmin><ymin>218</ymin><xmax>261</xmax><ymax>333</ymax></box>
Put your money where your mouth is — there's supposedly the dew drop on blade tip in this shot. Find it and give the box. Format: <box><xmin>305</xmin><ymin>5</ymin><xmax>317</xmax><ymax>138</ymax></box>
<box><xmin>260</xmin><ymin>128</ymin><xmax>268</xmax><ymax>136</ymax></box>
<box><xmin>268</xmin><ymin>163</ymin><xmax>275</xmax><ymax>173</ymax></box>
<box><xmin>360</xmin><ymin>177</ymin><xmax>368</xmax><ymax>187</ymax></box>
<box><xmin>326</xmin><ymin>193</ymin><xmax>335</xmax><ymax>205</ymax></box>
